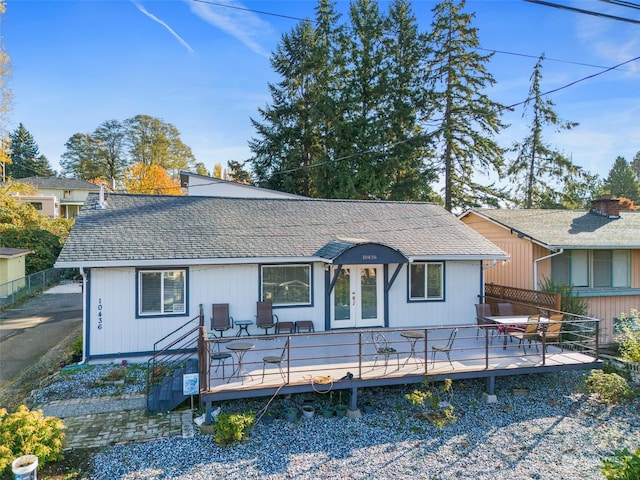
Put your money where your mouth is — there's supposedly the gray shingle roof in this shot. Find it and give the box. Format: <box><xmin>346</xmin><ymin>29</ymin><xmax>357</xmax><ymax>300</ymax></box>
<box><xmin>16</xmin><ymin>177</ymin><xmax>100</xmax><ymax>191</ymax></box>
<box><xmin>56</xmin><ymin>194</ymin><xmax>508</xmax><ymax>266</ymax></box>
<box><xmin>470</xmin><ymin>208</ymin><xmax>640</xmax><ymax>248</ymax></box>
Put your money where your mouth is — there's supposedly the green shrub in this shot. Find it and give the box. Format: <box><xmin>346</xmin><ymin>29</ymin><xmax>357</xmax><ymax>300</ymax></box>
<box><xmin>406</xmin><ymin>378</ymin><xmax>456</xmax><ymax>429</ymax></box>
<box><xmin>0</xmin><ymin>405</ymin><xmax>66</xmax><ymax>474</ymax></box>
<box><xmin>584</xmin><ymin>370</ymin><xmax>634</xmax><ymax>404</ymax></box>
<box><xmin>601</xmin><ymin>447</ymin><xmax>640</xmax><ymax>480</ymax></box>
<box><xmin>214</xmin><ymin>412</ymin><xmax>254</xmax><ymax>446</ymax></box>
<box><xmin>616</xmin><ymin>309</ymin><xmax>640</xmax><ymax>363</ymax></box>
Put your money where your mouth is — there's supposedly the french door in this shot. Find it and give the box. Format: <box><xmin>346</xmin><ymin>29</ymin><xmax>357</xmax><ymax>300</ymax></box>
<box><xmin>331</xmin><ymin>265</ymin><xmax>383</xmax><ymax>329</ymax></box>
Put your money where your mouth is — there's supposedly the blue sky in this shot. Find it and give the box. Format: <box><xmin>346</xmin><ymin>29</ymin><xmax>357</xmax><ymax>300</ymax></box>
<box><xmin>4</xmin><ymin>0</ymin><xmax>640</xmax><ymax>183</ymax></box>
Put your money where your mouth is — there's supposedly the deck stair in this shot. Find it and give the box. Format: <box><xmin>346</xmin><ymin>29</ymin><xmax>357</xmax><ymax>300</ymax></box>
<box><xmin>146</xmin><ymin>305</ymin><xmax>203</xmax><ymax>413</ymax></box>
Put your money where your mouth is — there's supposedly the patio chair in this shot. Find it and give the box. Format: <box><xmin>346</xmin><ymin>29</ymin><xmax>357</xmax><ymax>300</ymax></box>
<box><xmin>371</xmin><ymin>332</ymin><xmax>399</xmax><ymax>373</ymax></box>
<box><xmin>497</xmin><ymin>303</ymin><xmax>514</xmax><ymax>315</ymax></box>
<box><xmin>211</xmin><ymin>303</ymin><xmax>233</xmax><ymax>337</ymax></box>
<box><xmin>431</xmin><ymin>328</ymin><xmax>458</xmax><ymax>368</ymax></box>
<box><xmin>256</xmin><ymin>301</ymin><xmax>279</xmax><ymax>335</ymax></box>
<box><xmin>209</xmin><ymin>337</ymin><xmax>233</xmax><ymax>380</ymax></box>
<box><xmin>262</xmin><ymin>338</ymin><xmax>289</xmax><ymax>382</ymax></box>
<box><xmin>508</xmin><ymin>314</ymin><xmax>540</xmax><ymax>353</ymax></box>
<box><xmin>539</xmin><ymin>315</ymin><xmax>563</xmax><ymax>352</ymax></box>
<box><xmin>475</xmin><ymin>303</ymin><xmax>494</xmax><ymax>339</ymax></box>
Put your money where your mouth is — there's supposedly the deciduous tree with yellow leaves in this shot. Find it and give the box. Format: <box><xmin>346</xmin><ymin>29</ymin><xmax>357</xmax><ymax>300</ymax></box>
<box><xmin>122</xmin><ymin>163</ymin><xmax>183</xmax><ymax>195</ymax></box>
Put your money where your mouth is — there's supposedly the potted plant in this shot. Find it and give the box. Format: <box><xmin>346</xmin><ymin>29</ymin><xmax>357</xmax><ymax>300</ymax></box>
<box><xmin>301</xmin><ymin>404</ymin><xmax>315</xmax><ymax>419</ymax></box>
<box><xmin>322</xmin><ymin>404</ymin><xmax>334</xmax><ymax>418</ymax></box>
<box><xmin>334</xmin><ymin>403</ymin><xmax>348</xmax><ymax>417</ymax></box>
<box><xmin>283</xmin><ymin>407</ymin><xmax>297</xmax><ymax>423</ymax></box>
<box><xmin>262</xmin><ymin>410</ymin><xmax>276</xmax><ymax>425</ymax></box>
<box><xmin>362</xmin><ymin>401</ymin><xmax>375</xmax><ymax>414</ymax></box>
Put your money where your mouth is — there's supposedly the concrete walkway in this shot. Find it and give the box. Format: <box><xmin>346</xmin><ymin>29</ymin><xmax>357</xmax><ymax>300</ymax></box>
<box><xmin>39</xmin><ymin>395</ymin><xmax>188</xmax><ymax>450</ymax></box>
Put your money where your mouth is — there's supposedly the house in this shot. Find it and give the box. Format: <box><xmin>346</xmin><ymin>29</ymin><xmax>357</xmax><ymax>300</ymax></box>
<box><xmin>0</xmin><ymin>248</ymin><xmax>31</xmax><ymax>297</ymax></box>
<box><xmin>8</xmin><ymin>194</ymin><xmax>59</xmax><ymax>218</ymax></box>
<box><xmin>179</xmin><ymin>171</ymin><xmax>304</xmax><ymax>198</ymax></box>
<box><xmin>13</xmin><ymin>177</ymin><xmax>100</xmax><ymax>219</ymax></box>
<box><xmin>459</xmin><ymin>196</ymin><xmax>640</xmax><ymax>344</ymax></box>
<box><xmin>55</xmin><ymin>193</ymin><xmax>508</xmax><ymax>363</ymax></box>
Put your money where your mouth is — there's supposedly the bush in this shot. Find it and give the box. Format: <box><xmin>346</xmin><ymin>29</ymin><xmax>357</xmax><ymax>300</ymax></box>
<box><xmin>214</xmin><ymin>412</ymin><xmax>254</xmax><ymax>446</ymax></box>
<box><xmin>601</xmin><ymin>447</ymin><xmax>640</xmax><ymax>480</ymax></box>
<box><xmin>584</xmin><ymin>370</ymin><xmax>634</xmax><ymax>404</ymax></box>
<box><xmin>406</xmin><ymin>378</ymin><xmax>456</xmax><ymax>429</ymax></box>
<box><xmin>616</xmin><ymin>309</ymin><xmax>640</xmax><ymax>363</ymax></box>
<box><xmin>0</xmin><ymin>405</ymin><xmax>66</xmax><ymax>474</ymax></box>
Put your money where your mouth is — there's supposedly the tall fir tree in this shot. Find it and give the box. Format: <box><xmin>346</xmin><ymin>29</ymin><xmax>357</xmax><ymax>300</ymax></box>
<box><xmin>603</xmin><ymin>156</ymin><xmax>640</xmax><ymax>202</ymax></box>
<box><xmin>423</xmin><ymin>0</ymin><xmax>506</xmax><ymax>211</ymax></box>
<box><xmin>507</xmin><ymin>54</ymin><xmax>594</xmax><ymax>209</ymax></box>
<box><xmin>7</xmin><ymin>123</ymin><xmax>52</xmax><ymax>178</ymax></box>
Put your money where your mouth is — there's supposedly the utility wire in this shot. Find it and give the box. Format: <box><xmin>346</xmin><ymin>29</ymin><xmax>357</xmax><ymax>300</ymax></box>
<box><xmin>506</xmin><ymin>54</ymin><xmax>640</xmax><ymax>109</ymax></box>
<box><xmin>525</xmin><ymin>0</ymin><xmax>640</xmax><ymax>25</ymax></box>
<box><xmin>599</xmin><ymin>0</ymin><xmax>640</xmax><ymax>11</ymax></box>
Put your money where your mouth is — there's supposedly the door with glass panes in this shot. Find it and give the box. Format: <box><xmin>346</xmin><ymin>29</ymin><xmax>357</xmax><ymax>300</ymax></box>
<box><xmin>330</xmin><ymin>265</ymin><xmax>383</xmax><ymax>329</ymax></box>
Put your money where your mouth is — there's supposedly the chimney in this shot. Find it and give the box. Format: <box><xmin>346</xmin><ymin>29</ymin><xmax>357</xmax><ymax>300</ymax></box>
<box><xmin>590</xmin><ymin>195</ymin><xmax>620</xmax><ymax>219</ymax></box>
<box><xmin>96</xmin><ymin>184</ymin><xmax>107</xmax><ymax>210</ymax></box>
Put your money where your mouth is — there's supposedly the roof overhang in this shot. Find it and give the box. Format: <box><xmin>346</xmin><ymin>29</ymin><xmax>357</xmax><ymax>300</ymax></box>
<box><xmin>315</xmin><ymin>240</ymin><xmax>409</xmax><ymax>265</ymax></box>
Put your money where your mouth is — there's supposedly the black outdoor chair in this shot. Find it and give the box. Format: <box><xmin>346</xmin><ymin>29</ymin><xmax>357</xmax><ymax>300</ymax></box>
<box><xmin>262</xmin><ymin>338</ymin><xmax>289</xmax><ymax>382</ymax></box>
<box><xmin>371</xmin><ymin>332</ymin><xmax>399</xmax><ymax>374</ymax></box>
<box><xmin>211</xmin><ymin>303</ymin><xmax>233</xmax><ymax>337</ymax></box>
<box><xmin>256</xmin><ymin>301</ymin><xmax>279</xmax><ymax>335</ymax></box>
<box><xmin>431</xmin><ymin>328</ymin><xmax>458</xmax><ymax>368</ymax></box>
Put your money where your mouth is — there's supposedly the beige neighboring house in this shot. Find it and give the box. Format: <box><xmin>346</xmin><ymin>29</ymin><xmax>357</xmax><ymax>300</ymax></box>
<box><xmin>0</xmin><ymin>248</ymin><xmax>31</xmax><ymax>297</ymax></box>
<box><xmin>460</xmin><ymin>196</ymin><xmax>640</xmax><ymax>344</ymax></box>
<box><xmin>12</xmin><ymin>177</ymin><xmax>100</xmax><ymax>219</ymax></box>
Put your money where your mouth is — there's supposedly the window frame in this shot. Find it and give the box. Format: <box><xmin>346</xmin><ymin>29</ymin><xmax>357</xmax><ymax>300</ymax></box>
<box><xmin>551</xmin><ymin>249</ymin><xmax>630</xmax><ymax>289</ymax></box>
<box><xmin>407</xmin><ymin>261</ymin><xmax>445</xmax><ymax>302</ymax></box>
<box><xmin>136</xmin><ymin>268</ymin><xmax>188</xmax><ymax>318</ymax></box>
<box><xmin>260</xmin><ymin>263</ymin><xmax>313</xmax><ymax>308</ymax></box>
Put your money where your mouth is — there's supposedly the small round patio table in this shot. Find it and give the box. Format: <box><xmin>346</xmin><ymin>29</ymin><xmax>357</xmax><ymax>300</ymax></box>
<box><xmin>226</xmin><ymin>342</ymin><xmax>255</xmax><ymax>383</ymax></box>
<box><xmin>401</xmin><ymin>331</ymin><xmax>425</xmax><ymax>367</ymax></box>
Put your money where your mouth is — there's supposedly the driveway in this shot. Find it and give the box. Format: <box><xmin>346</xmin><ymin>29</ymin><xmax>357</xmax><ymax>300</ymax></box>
<box><xmin>0</xmin><ymin>283</ymin><xmax>82</xmax><ymax>387</ymax></box>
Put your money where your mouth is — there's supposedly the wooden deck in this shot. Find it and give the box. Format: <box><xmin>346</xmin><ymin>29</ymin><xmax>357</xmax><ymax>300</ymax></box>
<box><xmin>198</xmin><ymin>323</ymin><xmax>600</xmax><ymax>418</ymax></box>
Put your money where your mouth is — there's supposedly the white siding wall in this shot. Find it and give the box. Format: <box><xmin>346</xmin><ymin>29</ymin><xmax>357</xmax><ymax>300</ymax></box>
<box><xmin>187</xmin><ymin>177</ymin><xmax>295</xmax><ymax>199</ymax></box>
<box><xmin>387</xmin><ymin>261</ymin><xmax>481</xmax><ymax>328</ymax></box>
<box><xmin>87</xmin><ymin>261</ymin><xmax>482</xmax><ymax>358</ymax></box>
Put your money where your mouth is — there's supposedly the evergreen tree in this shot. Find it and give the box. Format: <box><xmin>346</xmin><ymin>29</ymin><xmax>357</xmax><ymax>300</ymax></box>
<box><xmin>60</xmin><ymin>133</ymin><xmax>101</xmax><ymax>180</ymax></box>
<box><xmin>249</xmin><ymin>0</ymin><xmax>435</xmax><ymax>201</ymax></box>
<box><xmin>7</xmin><ymin>123</ymin><xmax>52</xmax><ymax>178</ymax></box>
<box><xmin>630</xmin><ymin>151</ymin><xmax>640</xmax><ymax>181</ymax></box>
<box><xmin>227</xmin><ymin>160</ymin><xmax>252</xmax><ymax>184</ymax></box>
<box><xmin>424</xmin><ymin>0</ymin><xmax>506</xmax><ymax>211</ymax></box>
<box><xmin>603</xmin><ymin>156</ymin><xmax>640</xmax><ymax>202</ymax></box>
<box><xmin>507</xmin><ymin>54</ymin><xmax>592</xmax><ymax>209</ymax></box>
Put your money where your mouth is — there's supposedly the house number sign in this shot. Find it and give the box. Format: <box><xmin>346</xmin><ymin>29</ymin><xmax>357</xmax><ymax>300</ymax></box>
<box><xmin>97</xmin><ymin>298</ymin><xmax>103</xmax><ymax>330</ymax></box>
<box><xmin>361</xmin><ymin>254</ymin><xmax>378</xmax><ymax>261</ymax></box>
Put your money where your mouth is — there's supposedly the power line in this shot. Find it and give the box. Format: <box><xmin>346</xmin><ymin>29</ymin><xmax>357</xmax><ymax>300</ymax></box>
<box><xmin>190</xmin><ymin>0</ymin><xmax>309</xmax><ymax>23</ymax></box>
<box><xmin>524</xmin><ymin>0</ymin><xmax>640</xmax><ymax>25</ymax></box>
<box><xmin>506</xmin><ymin>54</ymin><xmax>640</xmax><ymax>109</ymax></box>
<box><xmin>599</xmin><ymin>0</ymin><xmax>640</xmax><ymax>11</ymax></box>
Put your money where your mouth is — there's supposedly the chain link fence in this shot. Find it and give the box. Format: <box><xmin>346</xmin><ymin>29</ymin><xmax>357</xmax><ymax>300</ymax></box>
<box><xmin>0</xmin><ymin>268</ymin><xmax>78</xmax><ymax>310</ymax></box>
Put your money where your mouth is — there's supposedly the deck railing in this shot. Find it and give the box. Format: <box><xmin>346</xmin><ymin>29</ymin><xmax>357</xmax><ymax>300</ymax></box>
<box><xmin>199</xmin><ymin>316</ymin><xmax>600</xmax><ymax>395</ymax></box>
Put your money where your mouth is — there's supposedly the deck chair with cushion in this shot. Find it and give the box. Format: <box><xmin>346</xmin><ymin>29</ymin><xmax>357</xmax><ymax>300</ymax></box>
<box><xmin>496</xmin><ymin>302</ymin><xmax>518</xmax><ymax>340</ymax></box>
<box><xmin>211</xmin><ymin>303</ymin><xmax>234</xmax><ymax>337</ymax></box>
<box><xmin>256</xmin><ymin>301</ymin><xmax>279</xmax><ymax>335</ymax></box>
<box><xmin>539</xmin><ymin>314</ymin><xmax>563</xmax><ymax>352</ymax></box>
<box><xmin>431</xmin><ymin>328</ymin><xmax>458</xmax><ymax>368</ymax></box>
<box><xmin>508</xmin><ymin>314</ymin><xmax>540</xmax><ymax>353</ymax></box>
<box><xmin>371</xmin><ymin>332</ymin><xmax>399</xmax><ymax>373</ymax></box>
<box><xmin>262</xmin><ymin>338</ymin><xmax>289</xmax><ymax>382</ymax></box>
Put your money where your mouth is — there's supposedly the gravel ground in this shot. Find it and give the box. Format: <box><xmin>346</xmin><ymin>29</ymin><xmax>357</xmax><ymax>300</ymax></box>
<box><xmin>41</xmin><ymin>367</ymin><xmax>639</xmax><ymax>480</ymax></box>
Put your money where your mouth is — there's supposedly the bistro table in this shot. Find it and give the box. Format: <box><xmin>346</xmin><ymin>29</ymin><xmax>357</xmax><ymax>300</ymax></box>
<box><xmin>400</xmin><ymin>331</ymin><xmax>425</xmax><ymax>367</ymax></box>
<box><xmin>226</xmin><ymin>342</ymin><xmax>255</xmax><ymax>383</ymax></box>
<box><xmin>234</xmin><ymin>320</ymin><xmax>253</xmax><ymax>337</ymax></box>
<box><xmin>484</xmin><ymin>315</ymin><xmax>548</xmax><ymax>350</ymax></box>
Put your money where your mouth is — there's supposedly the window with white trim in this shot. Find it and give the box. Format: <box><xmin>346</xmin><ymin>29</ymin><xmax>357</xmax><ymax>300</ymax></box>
<box><xmin>138</xmin><ymin>269</ymin><xmax>186</xmax><ymax>316</ymax></box>
<box><xmin>551</xmin><ymin>249</ymin><xmax>630</xmax><ymax>288</ymax></box>
<box><xmin>261</xmin><ymin>264</ymin><xmax>311</xmax><ymax>306</ymax></box>
<box><xmin>409</xmin><ymin>262</ymin><xmax>443</xmax><ymax>300</ymax></box>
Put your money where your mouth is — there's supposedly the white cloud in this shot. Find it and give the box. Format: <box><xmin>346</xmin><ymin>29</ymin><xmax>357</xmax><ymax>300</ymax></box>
<box><xmin>187</xmin><ymin>0</ymin><xmax>272</xmax><ymax>58</ymax></box>
<box><xmin>132</xmin><ymin>1</ymin><xmax>194</xmax><ymax>53</ymax></box>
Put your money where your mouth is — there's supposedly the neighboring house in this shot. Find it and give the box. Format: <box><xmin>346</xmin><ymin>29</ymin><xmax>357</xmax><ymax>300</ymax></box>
<box><xmin>8</xmin><ymin>194</ymin><xmax>59</xmax><ymax>218</ymax></box>
<box><xmin>179</xmin><ymin>171</ymin><xmax>304</xmax><ymax>198</ymax></box>
<box><xmin>55</xmin><ymin>193</ymin><xmax>508</xmax><ymax>362</ymax></box>
<box><xmin>14</xmin><ymin>177</ymin><xmax>100</xmax><ymax>219</ymax></box>
<box><xmin>0</xmin><ymin>248</ymin><xmax>31</xmax><ymax>297</ymax></box>
<box><xmin>460</xmin><ymin>196</ymin><xmax>640</xmax><ymax>344</ymax></box>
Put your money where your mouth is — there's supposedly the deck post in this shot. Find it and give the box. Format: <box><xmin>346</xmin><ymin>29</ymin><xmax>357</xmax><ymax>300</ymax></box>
<box><xmin>347</xmin><ymin>385</ymin><xmax>362</xmax><ymax>419</ymax></box>
<box><xmin>486</xmin><ymin>375</ymin><xmax>495</xmax><ymax>395</ymax></box>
